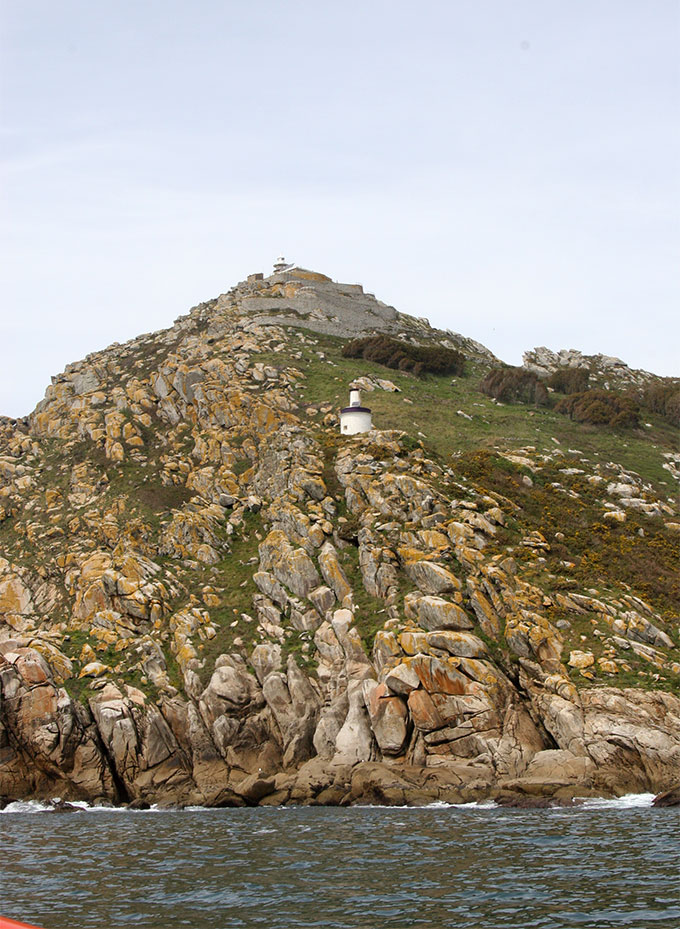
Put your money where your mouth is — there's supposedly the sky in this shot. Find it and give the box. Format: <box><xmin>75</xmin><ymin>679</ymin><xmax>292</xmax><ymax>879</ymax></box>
<box><xmin>1</xmin><ymin>0</ymin><xmax>678</xmax><ymax>417</ymax></box>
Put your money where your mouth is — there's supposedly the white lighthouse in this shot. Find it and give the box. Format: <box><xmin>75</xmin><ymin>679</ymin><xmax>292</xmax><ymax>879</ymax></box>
<box><xmin>273</xmin><ymin>256</ymin><xmax>293</xmax><ymax>273</ymax></box>
<box><xmin>340</xmin><ymin>387</ymin><xmax>372</xmax><ymax>435</ymax></box>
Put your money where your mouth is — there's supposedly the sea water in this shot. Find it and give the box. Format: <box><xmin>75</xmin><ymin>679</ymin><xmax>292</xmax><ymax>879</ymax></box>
<box><xmin>1</xmin><ymin>795</ymin><xmax>679</xmax><ymax>929</ymax></box>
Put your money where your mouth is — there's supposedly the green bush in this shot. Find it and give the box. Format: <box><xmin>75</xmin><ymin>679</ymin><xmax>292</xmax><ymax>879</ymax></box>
<box><xmin>555</xmin><ymin>389</ymin><xmax>639</xmax><ymax>427</ymax></box>
<box><xmin>479</xmin><ymin>365</ymin><xmax>550</xmax><ymax>406</ymax></box>
<box><xmin>546</xmin><ymin>367</ymin><xmax>590</xmax><ymax>394</ymax></box>
<box><xmin>342</xmin><ymin>336</ymin><xmax>465</xmax><ymax>377</ymax></box>
<box><xmin>642</xmin><ymin>381</ymin><xmax>680</xmax><ymax>427</ymax></box>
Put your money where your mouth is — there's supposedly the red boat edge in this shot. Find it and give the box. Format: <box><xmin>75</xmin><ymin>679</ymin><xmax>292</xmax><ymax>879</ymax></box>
<box><xmin>0</xmin><ymin>918</ymin><xmax>45</xmax><ymax>929</ymax></box>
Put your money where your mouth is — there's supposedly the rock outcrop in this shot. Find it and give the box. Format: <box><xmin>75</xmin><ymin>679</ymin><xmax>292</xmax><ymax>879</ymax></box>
<box><xmin>522</xmin><ymin>346</ymin><xmax>664</xmax><ymax>392</ymax></box>
<box><xmin>1</xmin><ymin>263</ymin><xmax>678</xmax><ymax>807</ymax></box>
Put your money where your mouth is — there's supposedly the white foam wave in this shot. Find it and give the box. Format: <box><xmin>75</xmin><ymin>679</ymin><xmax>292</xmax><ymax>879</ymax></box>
<box><xmin>1</xmin><ymin>793</ymin><xmax>660</xmax><ymax>815</ymax></box>
<box><xmin>421</xmin><ymin>799</ymin><xmax>498</xmax><ymax>810</ymax></box>
<box><xmin>2</xmin><ymin>798</ymin><xmax>122</xmax><ymax>814</ymax></box>
<box><xmin>579</xmin><ymin>792</ymin><xmax>656</xmax><ymax>810</ymax></box>
<box><xmin>1</xmin><ymin>799</ymin><xmax>54</xmax><ymax>814</ymax></box>
<box><xmin>334</xmin><ymin>799</ymin><xmax>499</xmax><ymax>811</ymax></box>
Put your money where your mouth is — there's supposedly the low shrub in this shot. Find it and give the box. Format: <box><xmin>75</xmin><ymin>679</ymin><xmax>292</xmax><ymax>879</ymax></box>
<box><xmin>555</xmin><ymin>389</ymin><xmax>639</xmax><ymax>427</ymax></box>
<box><xmin>642</xmin><ymin>381</ymin><xmax>680</xmax><ymax>427</ymax></box>
<box><xmin>479</xmin><ymin>366</ymin><xmax>550</xmax><ymax>406</ymax></box>
<box><xmin>342</xmin><ymin>336</ymin><xmax>465</xmax><ymax>377</ymax></box>
<box><xmin>546</xmin><ymin>367</ymin><xmax>590</xmax><ymax>394</ymax></box>
<box><xmin>454</xmin><ymin>449</ymin><xmax>680</xmax><ymax>615</ymax></box>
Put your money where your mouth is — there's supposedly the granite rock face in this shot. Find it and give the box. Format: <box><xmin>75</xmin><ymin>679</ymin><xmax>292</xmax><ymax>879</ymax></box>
<box><xmin>1</xmin><ymin>264</ymin><xmax>679</xmax><ymax>806</ymax></box>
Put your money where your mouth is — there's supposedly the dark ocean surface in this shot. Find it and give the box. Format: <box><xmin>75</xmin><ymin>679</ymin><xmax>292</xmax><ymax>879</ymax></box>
<box><xmin>2</xmin><ymin>794</ymin><xmax>679</xmax><ymax>929</ymax></box>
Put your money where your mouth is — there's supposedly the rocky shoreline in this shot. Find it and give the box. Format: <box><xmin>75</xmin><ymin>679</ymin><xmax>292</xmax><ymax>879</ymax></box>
<box><xmin>3</xmin><ymin>763</ymin><xmax>679</xmax><ymax>812</ymax></box>
<box><xmin>3</xmin><ymin>639</ymin><xmax>680</xmax><ymax>812</ymax></box>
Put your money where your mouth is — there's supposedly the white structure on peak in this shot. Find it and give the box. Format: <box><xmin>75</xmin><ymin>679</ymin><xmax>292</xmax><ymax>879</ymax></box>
<box><xmin>273</xmin><ymin>256</ymin><xmax>293</xmax><ymax>273</ymax></box>
<box><xmin>340</xmin><ymin>388</ymin><xmax>372</xmax><ymax>435</ymax></box>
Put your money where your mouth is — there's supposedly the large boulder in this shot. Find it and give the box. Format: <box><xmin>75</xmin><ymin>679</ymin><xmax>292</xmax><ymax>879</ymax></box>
<box><xmin>405</xmin><ymin>594</ymin><xmax>474</xmax><ymax>632</ymax></box>
<box><xmin>362</xmin><ymin>680</ymin><xmax>410</xmax><ymax>755</ymax></box>
<box><xmin>0</xmin><ymin>648</ymin><xmax>115</xmax><ymax>802</ymax></box>
<box><xmin>259</xmin><ymin>530</ymin><xmax>321</xmax><ymax>599</ymax></box>
<box><xmin>262</xmin><ymin>657</ymin><xmax>321</xmax><ymax>767</ymax></box>
<box><xmin>90</xmin><ymin>683</ymin><xmax>197</xmax><ymax>803</ymax></box>
<box><xmin>529</xmin><ymin>682</ymin><xmax>680</xmax><ymax>794</ymax></box>
<box><xmin>333</xmin><ymin>680</ymin><xmax>377</xmax><ymax>764</ymax></box>
<box><xmin>318</xmin><ymin>543</ymin><xmax>352</xmax><ymax>605</ymax></box>
<box><xmin>403</xmin><ymin>560</ymin><xmax>462</xmax><ymax>596</ymax></box>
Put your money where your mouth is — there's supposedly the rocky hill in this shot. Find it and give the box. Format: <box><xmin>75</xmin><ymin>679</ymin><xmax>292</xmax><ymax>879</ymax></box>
<box><xmin>1</xmin><ymin>262</ymin><xmax>679</xmax><ymax>808</ymax></box>
<box><xmin>522</xmin><ymin>346</ymin><xmax>663</xmax><ymax>391</ymax></box>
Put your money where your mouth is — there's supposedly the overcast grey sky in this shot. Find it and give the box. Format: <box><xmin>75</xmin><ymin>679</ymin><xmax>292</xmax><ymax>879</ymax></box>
<box><xmin>2</xmin><ymin>0</ymin><xmax>678</xmax><ymax>416</ymax></box>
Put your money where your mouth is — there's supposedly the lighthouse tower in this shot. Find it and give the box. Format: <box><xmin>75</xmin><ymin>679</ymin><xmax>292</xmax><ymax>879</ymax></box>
<box><xmin>340</xmin><ymin>387</ymin><xmax>372</xmax><ymax>435</ymax></box>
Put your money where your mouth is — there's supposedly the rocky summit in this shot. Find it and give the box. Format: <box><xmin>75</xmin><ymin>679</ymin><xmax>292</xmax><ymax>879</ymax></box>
<box><xmin>1</xmin><ymin>262</ymin><xmax>679</xmax><ymax>809</ymax></box>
